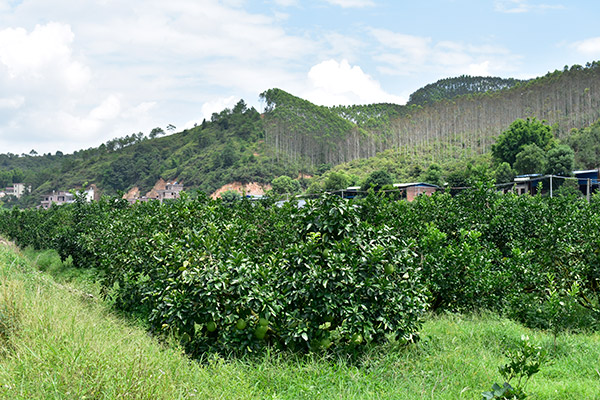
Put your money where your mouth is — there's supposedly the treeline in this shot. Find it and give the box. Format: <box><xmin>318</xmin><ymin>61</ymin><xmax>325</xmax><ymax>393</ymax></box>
<box><xmin>260</xmin><ymin>88</ymin><xmax>359</xmax><ymax>166</ymax></box>
<box><xmin>1</xmin><ymin>187</ymin><xmax>598</xmax><ymax>356</ymax></box>
<box><xmin>407</xmin><ymin>75</ymin><xmax>524</xmax><ymax>106</ymax></box>
<box><xmin>263</xmin><ymin>62</ymin><xmax>600</xmax><ymax>167</ymax></box>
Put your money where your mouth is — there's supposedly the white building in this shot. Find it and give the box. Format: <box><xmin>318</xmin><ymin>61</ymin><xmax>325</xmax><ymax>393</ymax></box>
<box><xmin>5</xmin><ymin>183</ymin><xmax>31</xmax><ymax>199</ymax></box>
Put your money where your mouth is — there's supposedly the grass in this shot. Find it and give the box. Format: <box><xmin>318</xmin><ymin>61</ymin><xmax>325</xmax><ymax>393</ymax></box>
<box><xmin>0</xmin><ymin>241</ymin><xmax>599</xmax><ymax>399</ymax></box>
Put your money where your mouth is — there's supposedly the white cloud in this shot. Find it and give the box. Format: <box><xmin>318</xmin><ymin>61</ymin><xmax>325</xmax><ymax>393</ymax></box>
<box><xmin>370</xmin><ymin>28</ymin><xmax>519</xmax><ymax>78</ymax></box>
<box><xmin>89</xmin><ymin>95</ymin><xmax>121</xmax><ymax>121</ymax></box>
<box><xmin>0</xmin><ymin>95</ymin><xmax>24</xmax><ymax>109</ymax></box>
<box><xmin>303</xmin><ymin>59</ymin><xmax>405</xmax><ymax>106</ymax></box>
<box><xmin>466</xmin><ymin>61</ymin><xmax>492</xmax><ymax>76</ymax></box>
<box><xmin>323</xmin><ymin>0</ymin><xmax>375</xmax><ymax>8</ymax></box>
<box><xmin>369</xmin><ymin>29</ymin><xmax>432</xmax><ymax>64</ymax></box>
<box><xmin>199</xmin><ymin>96</ymin><xmax>238</xmax><ymax>122</ymax></box>
<box><xmin>0</xmin><ymin>2</ymin><xmax>322</xmax><ymax>154</ymax></box>
<box><xmin>572</xmin><ymin>37</ymin><xmax>600</xmax><ymax>57</ymax></box>
<box><xmin>0</xmin><ymin>22</ymin><xmax>90</xmax><ymax>90</ymax></box>
<box><xmin>494</xmin><ymin>0</ymin><xmax>564</xmax><ymax>13</ymax></box>
<box><xmin>273</xmin><ymin>0</ymin><xmax>298</xmax><ymax>6</ymax></box>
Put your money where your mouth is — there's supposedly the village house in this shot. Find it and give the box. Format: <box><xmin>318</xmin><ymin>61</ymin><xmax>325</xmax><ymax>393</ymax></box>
<box><xmin>40</xmin><ymin>185</ymin><xmax>98</xmax><ymax>209</ymax></box>
<box><xmin>40</xmin><ymin>191</ymin><xmax>74</xmax><ymax>209</ymax></box>
<box><xmin>4</xmin><ymin>183</ymin><xmax>31</xmax><ymax>199</ymax></box>
<box><xmin>512</xmin><ymin>174</ymin><xmax>544</xmax><ymax>195</ymax></box>
<box><xmin>510</xmin><ymin>169</ymin><xmax>599</xmax><ymax>197</ymax></box>
<box><xmin>341</xmin><ymin>182</ymin><xmax>440</xmax><ymax>201</ymax></box>
<box><xmin>125</xmin><ymin>181</ymin><xmax>184</xmax><ymax>204</ymax></box>
<box><xmin>156</xmin><ymin>181</ymin><xmax>184</xmax><ymax>203</ymax></box>
<box><xmin>393</xmin><ymin>182</ymin><xmax>440</xmax><ymax>201</ymax></box>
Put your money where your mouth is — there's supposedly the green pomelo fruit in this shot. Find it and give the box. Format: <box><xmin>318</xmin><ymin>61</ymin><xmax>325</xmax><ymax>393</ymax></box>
<box><xmin>206</xmin><ymin>321</ymin><xmax>217</xmax><ymax>332</ymax></box>
<box><xmin>255</xmin><ymin>325</ymin><xmax>268</xmax><ymax>339</ymax></box>
<box><xmin>384</xmin><ymin>263</ymin><xmax>395</xmax><ymax>275</ymax></box>
<box><xmin>236</xmin><ymin>319</ymin><xmax>247</xmax><ymax>330</ymax></box>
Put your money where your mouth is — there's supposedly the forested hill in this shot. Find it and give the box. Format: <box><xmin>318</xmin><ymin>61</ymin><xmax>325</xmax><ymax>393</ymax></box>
<box><xmin>263</xmin><ymin>62</ymin><xmax>600</xmax><ymax>166</ymax></box>
<box><xmin>407</xmin><ymin>75</ymin><xmax>524</xmax><ymax>105</ymax></box>
<box><xmin>0</xmin><ymin>100</ymin><xmax>307</xmax><ymax>207</ymax></box>
<box><xmin>3</xmin><ymin>62</ymin><xmax>600</xmax><ymax>208</ymax></box>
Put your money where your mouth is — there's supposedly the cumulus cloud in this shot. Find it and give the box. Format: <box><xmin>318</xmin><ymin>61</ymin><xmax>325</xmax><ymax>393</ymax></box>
<box><xmin>0</xmin><ymin>2</ymin><xmax>322</xmax><ymax>154</ymax></box>
<box><xmin>89</xmin><ymin>95</ymin><xmax>121</xmax><ymax>121</ymax></box>
<box><xmin>466</xmin><ymin>61</ymin><xmax>492</xmax><ymax>76</ymax></box>
<box><xmin>303</xmin><ymin>59</ymin><xmax>405</xmax><ymax>106</ymax></box>
<box><xmin>0</xmin><ymin>96</ymin><xmax>24</xmax><ymax>109</ymax></box>
<box><xmin>572</xmin><ymin>37</ymin><xmax>600</xmax><ymax>57</ymax></box>
<box><xmin>0</xmin><ymin>22</ymin><xmax>90</xmax><ymax>90</ymax></box>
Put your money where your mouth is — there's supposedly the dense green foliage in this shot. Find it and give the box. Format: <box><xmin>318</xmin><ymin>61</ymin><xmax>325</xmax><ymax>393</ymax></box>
<box><xmin>260</xmin><ymin>88</ymin><xmax>359</xmax><ymax>166</ymax></box>
<box><xmin>513</xmin><ymin>143</ymin><xmax>547</xmax><ymax>175</ymax></box>
<box><xmin>0</xmin><ymin>99</ymin><xmax>304</xmax><ymax>208</ymax></box>
<box><xmin>331</xmin><ymin>103</ymin><xmax>408</xmax><ymax>132</ymax></box>
<box><xmin>270</xmin><ymin>175</ymin><xmax>301</xmax><ymax>195</ymax></box>
<box><xmin>265</xmin><ymin>62</ymin><xmax>600</xmax><ymax>168</ymax></box>
<box><xmin>3</xmin><ymin>242</ymin><xmax>600</xmax><ymax>400</ymax></box>
<box><xmin>492</xmin><ymin>118</ymin><xmax>555</xmax><ymax>167</ymax></box>
<box><xmin>360</xmin><ymin>170</ymin><xmax>393</xmax><ymax>191</ymax></box>
<box><xmin>1</xmin><ymin>186</ymin><xmax>599</xmax><ymax>357</ymax></box>
<box><xmin>407</xmin><ymin>75</ymin><xmax>524</xmax><ymax>106</ymax></box>
<box><xmin>566</xmin><ymin>118</ymin><xmax>600</xmax><ymax>169</ymax></box>
<box><xmin>546</xmin><ymin>144</ymin><xmax>575</xmax><ymax>176</ymax></box>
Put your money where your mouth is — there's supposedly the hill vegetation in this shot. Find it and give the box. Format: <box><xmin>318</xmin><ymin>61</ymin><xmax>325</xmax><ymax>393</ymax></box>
<box><xmin>0</xmin><ymin>100</ymin><xmax>306</xmax><ymax>207</ymax></box>
<box><xmin>2</xmin><ymin>61</ymin><xmax>600</xmax><ymax>208</ymax></box>
<box><xmin>407</xmin><ymin>75</ymin><xmax>524</xmax><ymax>105</ymax></box>
<box><xmin>263</xmin><ymin>62</ymin><xmax>600</xmax><ymax>167</ymax></box>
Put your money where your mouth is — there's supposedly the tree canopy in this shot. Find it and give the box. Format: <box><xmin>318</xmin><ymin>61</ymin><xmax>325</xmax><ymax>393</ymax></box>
<box><xmin>361</xmin><ymin>170</ymin><xmax>393</xmax><ymax>191</ymax></box>
<box><xmin>323</xmin><ymin>171</ymin><xmax>350</xmax><ymax>192</ymax></box>
<box><xmin>514</xmin><ymin>143</ymin><xmax>547</xmax><ymax>175</ymax></box>
<box><xmin>271</xmin><ymin>175</ymin><xmax>301</xmax><ymax>195</ymax></box>
<box><xmin>492</xmin><ymin>118</ymin><xmax>555</xmax><ymax>166</ymax></box>
<box><xmin>407</xmin><ymin>75</ymin><xmax>524</xmax><ymax>106</ymax></box>
<box><xmin>546</xmin><ymin>145</ymin><xmax>575</xmax><ymax>176</ymax></box>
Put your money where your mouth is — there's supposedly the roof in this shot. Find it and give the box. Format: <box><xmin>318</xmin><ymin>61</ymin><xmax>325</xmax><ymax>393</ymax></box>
<box><xmin>393</xmin><ymin>182</ymin><xmax>440</xmax><ymax>189</ymax></box>
<box><xmin>514</xmin><ymin>174</ymin><xmax>545</xmax><ymax>182</ymax></box>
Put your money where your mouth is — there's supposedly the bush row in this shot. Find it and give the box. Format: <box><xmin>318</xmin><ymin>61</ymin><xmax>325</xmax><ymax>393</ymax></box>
<box><xmin>1</xmin><ymin>184</ymin><xmax>599</xmax><ymax>355</ymax></box>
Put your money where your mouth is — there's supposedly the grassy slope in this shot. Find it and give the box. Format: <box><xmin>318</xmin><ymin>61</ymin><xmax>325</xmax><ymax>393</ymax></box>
<box><xmin>0</xmin><ymin>243</ymin><xmax>599</xmax><ymax>399</ymax></box>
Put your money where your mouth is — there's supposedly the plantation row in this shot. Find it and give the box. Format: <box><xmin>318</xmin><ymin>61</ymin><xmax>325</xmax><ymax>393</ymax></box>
<box><xmin>1</xmin><ymin>185</ymin><xmax>599</xmax><ymax>355</ymax></box>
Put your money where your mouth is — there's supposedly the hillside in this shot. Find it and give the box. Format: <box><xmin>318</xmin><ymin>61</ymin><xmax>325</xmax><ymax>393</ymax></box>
<box><xmin>0</xmin><ymin>100</ymin><xmax>306</xmax><ymax>207</ymax></box>
<box><xmin>2</xmin><ymin>61</ymin><xmax>600</xmax><ymax>207</ymax></box>
<box><xmin>263</xmin><ymin>62</ymin><xmax>600</xmax><ymax>167</ymax></box>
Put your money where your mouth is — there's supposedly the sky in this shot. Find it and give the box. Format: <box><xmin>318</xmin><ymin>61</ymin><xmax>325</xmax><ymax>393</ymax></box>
<box><xmin>1</xmin><ymin>0</ymin><xmax>599</xmax><ymax>155</ymax></box>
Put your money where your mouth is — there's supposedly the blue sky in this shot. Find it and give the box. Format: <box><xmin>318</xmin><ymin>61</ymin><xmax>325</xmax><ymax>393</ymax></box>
<box><xmin>0</xmin><ymin>0</ymin><xmax>599</xmax><ymax>154</ymax></box>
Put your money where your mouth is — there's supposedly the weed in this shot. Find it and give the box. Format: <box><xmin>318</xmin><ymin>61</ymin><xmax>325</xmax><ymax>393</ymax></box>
<box><xmin>483</xmin><ymin>335</ymin><xmax>547</xmax><ymax>399</ymax></box>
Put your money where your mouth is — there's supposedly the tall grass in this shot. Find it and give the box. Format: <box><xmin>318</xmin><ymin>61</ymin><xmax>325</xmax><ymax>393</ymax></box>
<box><xmin>0</xmin><ymin>242</ymin><xmax>599</xmax><ymax>399</ymax></box>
